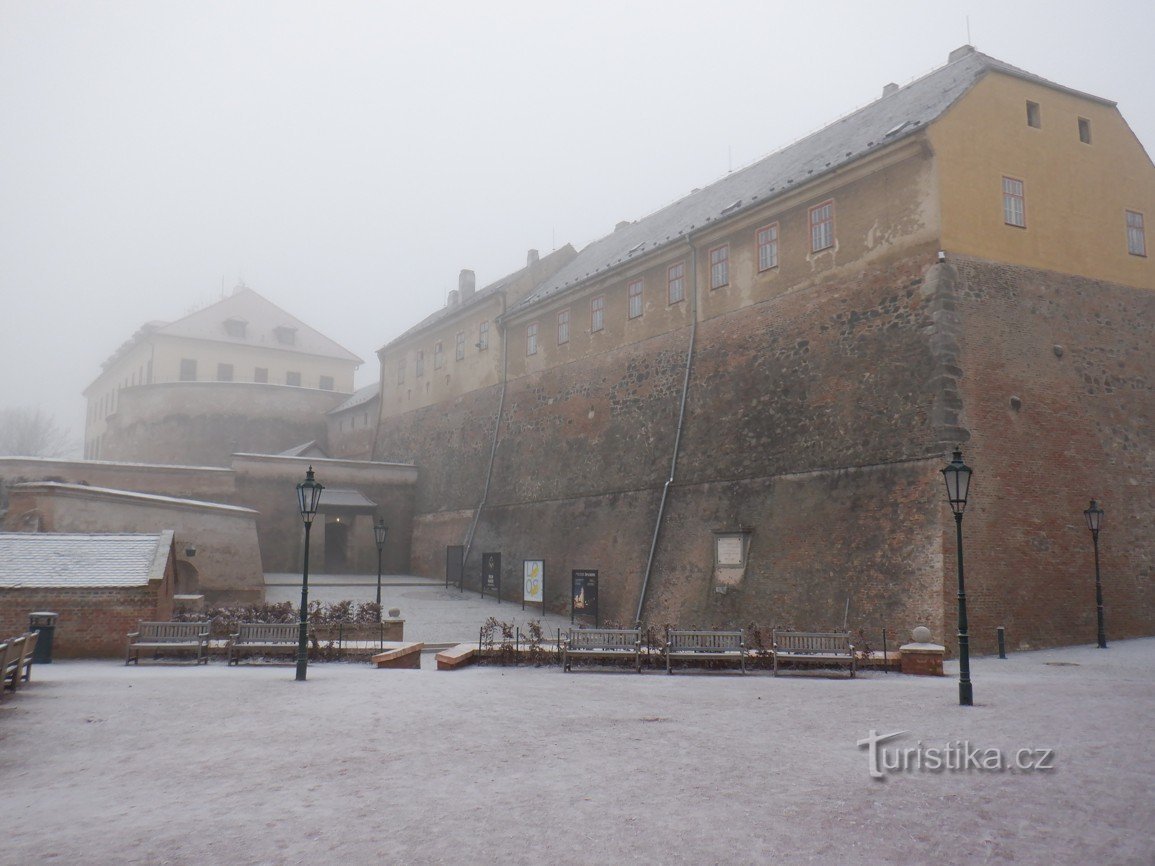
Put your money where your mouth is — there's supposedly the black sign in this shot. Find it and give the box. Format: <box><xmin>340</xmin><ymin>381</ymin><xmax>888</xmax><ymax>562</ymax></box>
<box><xmin>483</xmin><ymin>552</ymin><xmax>501</xmax><ymax>601</ymax></box>
<box><xmin>571</xmin><ymin>569</ymin><xmax>599</xmax><ymax>625</ymax></box>
<box><xmin>446</xmin><ymin>545</ymin><xmax>464</xmax><ymax>592</ymax></box>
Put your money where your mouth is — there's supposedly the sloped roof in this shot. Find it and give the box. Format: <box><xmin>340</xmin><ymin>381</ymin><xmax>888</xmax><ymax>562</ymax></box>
<box><xmin>329</xmin><ymin>382</ymin><xmax>380</xmax><ymax>415</ymax></box>
<box><xmin>318</xmin><ymin>488</ymin><xmax>377</xmax><ymax>510</ymax></box>
<box><xmin>98</xmin><ymin>286</ymin><xmax>362</xmax><ymax>374</ymax></box>
<box><xmin>0</xmin><ymin>531</ymin><xmax>173</xmax><ymax>588</ymax></box>
<box><xmin>277</xmin><ymin>441</ymin><xmax>329</xmax><ymax>459</ymax></box>
<box><xmin>510</xmin><ymin>47</ymin><xmax>1116</xmax><ymax>316</ymax></box>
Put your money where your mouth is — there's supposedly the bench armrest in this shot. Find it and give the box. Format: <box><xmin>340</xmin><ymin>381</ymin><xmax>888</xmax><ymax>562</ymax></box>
<box><xmin>127</xmin><ymin>631</ymin><xmax>140</xmax><ymax>640</ymax></box>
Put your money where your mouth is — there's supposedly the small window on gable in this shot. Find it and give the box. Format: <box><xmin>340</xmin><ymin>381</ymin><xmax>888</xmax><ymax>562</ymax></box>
<box><xmin>628</xmin><ymin>278</ymin><xmax>643</xmax><ymax>319</ymax></box>
<box><xmin>223</xmin><ymin>318</ymin><xmax>247</xmax><ymax>339</ymax></box>
<box><xmin>1126</xmin><ymin>210</ymin><xmax>1147</xmax><ymax>257</ymax></box>
<box><xmin>274</xmin><ymin>326</ymin><xmax>297</xmax><ymax>346</ymax></box>
<box><xmin>1003</xmin><ymin>177</ymin><xmax>1026</xmax><ymax>228</ymax></box>
<box><xmin>1078</xmin><ymin>117</ymin><xmax>1092</xmax><ymax>144</ymax></box>
<box><xmin>1026</xmin><ymin>101</ymin><xmax>1041</xmax><ymax>129</ymax></box>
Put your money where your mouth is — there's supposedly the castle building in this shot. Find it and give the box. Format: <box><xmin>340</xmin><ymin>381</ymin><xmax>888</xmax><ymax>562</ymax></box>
<box><xmin>83</xmin><ymin>284</ymin><xmax>363</xmax><ymax>466</ymax></box>
<box><xmin>372</xmin><ymin>46</ymin><xmax>1155</xmax><ymax>651</ymax></box>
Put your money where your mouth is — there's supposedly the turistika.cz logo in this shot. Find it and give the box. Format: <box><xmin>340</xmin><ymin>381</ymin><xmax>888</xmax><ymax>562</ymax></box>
<box><xmin>857</xmin><ymin>730</ymin><xmax>1056</xmax><ymax>779</ymax></box>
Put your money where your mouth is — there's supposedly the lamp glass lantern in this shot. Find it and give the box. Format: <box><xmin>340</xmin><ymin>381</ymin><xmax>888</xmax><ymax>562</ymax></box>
<box><xmin>297</xmin><ymin>467</ymin><xmax>323</xmax><ymax>525</ymax></box>
<box><xmin>374</xmin><ymin>518</ymin><xmax>389</xmax><ymax>549</ymax></box>
<box><xmin>1084</xmin><ymin>499</ymin><xmax>1104</xmax><ymax>534</ymax></box>
<box><xmin>941</xmin><ymin>448</ymin><xmax>973</xmax><ymax>515</ymax></box>
<box><xmin>294</xmin><ymin>466</ymin><xmax>323</xmax><ymax>681</ymax></box>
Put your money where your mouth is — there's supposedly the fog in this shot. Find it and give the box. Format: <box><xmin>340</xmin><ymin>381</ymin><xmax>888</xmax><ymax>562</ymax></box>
<box><xmin>2</xmin><ymin>1</ymin><xmax>1153</xmax><ymax>454</ymax></box>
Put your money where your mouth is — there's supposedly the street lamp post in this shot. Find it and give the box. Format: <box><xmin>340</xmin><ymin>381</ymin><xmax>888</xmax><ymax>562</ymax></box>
<box><xmin>373</xmin><ymin>518</ymin><xmax>389</xmax><ymax>609</ymax></box>
<box><xmin>1083</xmin><ymin>499</ymin><xmax>1106</xmax><ymax>649</ymax></box>
<box><xmin>941</xmin><ymin>447</ymin><xmax>974</xmax><ymax>707</ymax></box>
<box><xmin>295</xmin><ymin>466</ymin><xmax>323</xmax><ymax>682</ymax></box>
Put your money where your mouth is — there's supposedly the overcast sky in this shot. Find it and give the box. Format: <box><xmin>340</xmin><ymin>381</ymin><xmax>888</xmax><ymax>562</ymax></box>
<box><xmin>3</xmin><ymin>1</ymin><xmax>1153</xmax><ymax>453</ymax></box>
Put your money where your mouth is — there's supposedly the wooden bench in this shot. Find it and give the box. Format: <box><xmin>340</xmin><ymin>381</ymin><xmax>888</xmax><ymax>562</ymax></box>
<box><xmin>227</xmin><ymin>622</ymin><xmax>303</xmax><ymax>665</ymax></box>
<box><xmin>772</xmin><ymin>630</ymin><xmax>856</xmax><ymax>677</ymax></box>
<box><xmin>125</xmin><ymin>622</ymin><xmax>211</xmax><ymax>665</ymax></box>
<box><xmin>666</xmin><ymin>629</ymin><xmax>747</xmax><ymax>674</ymax></box>
<box><xmin>2</xmin><ymin>633</ymin><xmax>33</xmax><ymax>693</ymax></box>
<box><xmin>561</xmin><ymin>628</ymin><xmax>641</xmax><ymax>672</ymax></box>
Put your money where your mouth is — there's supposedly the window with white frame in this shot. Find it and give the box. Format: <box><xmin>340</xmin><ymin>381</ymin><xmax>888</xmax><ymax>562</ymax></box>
<box><xmin>709</xmin><ymin>245</ymin><xmax>729</xmax><ymax>289</ymax></box>
<box><xmin>478</xmin><ymin>320</ymin><xmax>490</xmax><ymax>351</ymax></box>
<box><xmin>628</xmin><ymin>279</ymin><xmax>643</xmax><ymax>318</ymax></box>
<box><xmin>1127</xmin><ymin>210</ymin><xmax>1147</xmax><ymax>256</ymax></box>
<box><xmin>526</xmin><ymin>322</ymin><xmax>538</xmax><ymax>356</ymax></box>
<box><xmin>809</xmin><ymin>200</ymin><xmax>834</xmax><ymax>252</ymax></box>
<box><xmin>1003</xmin><ymin>177</ymin><xmax>1026</xmax><ymax>227</ymax></box>
<box><xmin>591</xmin><ymin>295</ymin><xmax>605</xmax><ymax>332</ymax></box>
<box><xmin>433</xmin><ymin>340</ymin><xmax>445</xmax><ymax>370</ymax></box>
<box><xmin>757</xmin><ymin>223</ymin><xmax>779</xmax><ymax>271</ymax></box>
<box><xmin>557</xmin><ymin>309</ymin><xmax>569</xmax><ymax>345</ymax></box>
<box><xmin>416</xmin><ymin>350</ymin><xmax>425</xmax><ymax>377</ymax></box>
<box><xmin>455</xmin><ymin>331</ymin><xmax>465</xmax><ymax>361</ymax></box>
<box><xmin>668</xmin><ymin>261</ymin><xmax>685</xmax><ymax>304</ymax></box>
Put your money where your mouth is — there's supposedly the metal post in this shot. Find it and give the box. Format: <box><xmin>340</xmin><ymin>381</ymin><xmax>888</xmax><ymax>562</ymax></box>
<box><xmin>376</xmin><ymin>543</ymin><xmax>383</xmax><ymax>607</ymax></box>
<box><xmin>881</xmin><ymin>628</ymin><xmax>888</xmax><ymax>674</ymax></box>
<box><xmin>1093</xmin><ymin>530</ymin><xmax>1107</xmax><ymax>648</ymax></box>
<box><xmin>997</xmin><ymin>626</ymin><xmax>1006</xmax><ymax>659</ymax></box>
<box><xmin>295</xmin><ymin>521</ymin><xmax>312</xmax><ymax>682</ymax></box>
<box><xmin>955</xmin><ymin>512</ymin><xmax>973</xmax><ymax>706</ymax></box>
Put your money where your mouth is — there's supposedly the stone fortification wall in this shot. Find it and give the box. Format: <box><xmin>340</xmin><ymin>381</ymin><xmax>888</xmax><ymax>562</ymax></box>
<box><xmin>102</xmin><ymin>382</ymin><xmax>346</xmax><ymax>466</ymax></box>
<box><xmin>950</xmin><ymin>258</ymin><xmax>1155</xmax><ymax>651</ymax></box>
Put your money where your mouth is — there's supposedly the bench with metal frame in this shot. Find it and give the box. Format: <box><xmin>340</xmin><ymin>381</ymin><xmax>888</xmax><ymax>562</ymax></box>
<box><xmin>772</xmin><ymin>630</ymin><xmax>856</xmax><ymax>677</ymax></box>
<box><xmin>125</xmin><ymin>622</ymin><xmax>211</xmax><ymax>665</ymax></box>
<box><xmin>561</xmin><ymin>628</ymin><xmax>642</xmax><ymax>672</ymax></box>
<box><xmin>665</xmin><ymin>628</ymin><xmax>747</xmax><ymax>674</ymax></box>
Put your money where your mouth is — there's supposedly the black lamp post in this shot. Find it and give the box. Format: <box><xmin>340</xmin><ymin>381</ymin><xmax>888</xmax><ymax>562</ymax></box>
<box><xmin>373</xmin><ymin>518</ymin><xmax>389</xmax><ymax>608</ymax></box>
<box><xmin>1083</xmin><ymin>499</ymin><xmax>1106</xmax><ymax>649</ymax></box>
<box><xmin>295</xmin><ymin>466</ymin><xmax>323</xmax><ymax>682</ymax></box>
<box><xmin>942</xmin><ymin>447</ymin><xmax>974</xmax><ymax>707</ymax></box>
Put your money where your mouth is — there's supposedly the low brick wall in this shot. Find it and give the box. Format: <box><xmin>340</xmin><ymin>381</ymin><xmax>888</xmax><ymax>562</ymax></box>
<box><xmin>0</xmin><ymin>585</ymin><xmax>165</xmax><ymax>659</ymax></box>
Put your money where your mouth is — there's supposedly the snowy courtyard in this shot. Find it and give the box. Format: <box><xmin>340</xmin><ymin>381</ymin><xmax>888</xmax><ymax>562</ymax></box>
<box><xmin>3</xmin><ymin>638</ymin><xmax>1153</xmax><ymax>865</ymax></box>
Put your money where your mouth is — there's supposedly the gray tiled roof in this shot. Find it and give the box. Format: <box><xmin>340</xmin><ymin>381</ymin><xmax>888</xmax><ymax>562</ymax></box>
<box><xmin>0</xmin><ymin>531</ymin><xmax>173</xmax><ymax>588</ymax></box>
<box><xmin>329</xmin><ymin>382</ymin><xmax>380</xmax><ymax>415</ymax></box>
<box><xmin>510</xmin><ymin>48</ymin><xmax>1115</xmax><ymax>315</ymax></box>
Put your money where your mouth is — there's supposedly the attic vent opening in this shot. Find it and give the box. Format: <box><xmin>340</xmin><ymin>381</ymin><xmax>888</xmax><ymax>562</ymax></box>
<box><xmin>720</xmin><ymin>199</ymin><xmax>743</xmax><ymax>215</ymax></box>
<box><xmin>884</xmin><ymin>120</ymin><xmax>912</xmax><ymax>138</ymax></box>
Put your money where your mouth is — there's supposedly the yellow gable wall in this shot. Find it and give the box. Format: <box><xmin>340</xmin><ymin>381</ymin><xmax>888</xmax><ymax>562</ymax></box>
<box><xmin>930</xmin><ymin>71</ymin><xmax>1155</xmax><ymax>290</ymax></box>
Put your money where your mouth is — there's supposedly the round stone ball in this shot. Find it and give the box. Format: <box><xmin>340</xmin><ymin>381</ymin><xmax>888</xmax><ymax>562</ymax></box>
<box><xmin>912</xmin><ymin>626</ymin><xmax>932</xmax><ymax>643</ymax></box>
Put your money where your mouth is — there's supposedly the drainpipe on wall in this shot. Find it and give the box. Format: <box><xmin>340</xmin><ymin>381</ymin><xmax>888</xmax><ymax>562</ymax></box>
<box><xmin>635</xmin><ymin>234</ymin><xmax>698</xmax><ymax>626</ymax></box>
<box><xmin>462</xmin><ymin>301</ymin><xmax>508</xmax><ymax>568</ymax></box>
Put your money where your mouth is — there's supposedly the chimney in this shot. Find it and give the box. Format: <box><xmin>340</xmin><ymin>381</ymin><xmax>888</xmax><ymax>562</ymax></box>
<box><xmin>527</xmin><ymin>249</ymin><xmax>539</xmax><ymax>265</ymax></box>
<box><xmin>447</xmin><ymin>289</ymin><xmax>460</xmax><ymax>307</ymax></box>
<box><xmin>458</xmin><ymin>269</ymin><xmax>476</xmax><ymax>300</ymax></box>
<box><xmin>948</xmin><ymin>45</ymin><xmax>975</xmax><ymax>63</ymax></box>
<box><xmin>882</xmin><ymin>82</ymin><xmax>899</xmax><ymax>98</ymax></box>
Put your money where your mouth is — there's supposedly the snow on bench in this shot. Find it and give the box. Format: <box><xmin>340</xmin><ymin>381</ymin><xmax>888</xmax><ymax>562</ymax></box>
<box><xmin>125</xmin><ymin>622</ymin><xmax>211</xmax><ymax>665</ymax></box>
<box><xmin>561</xmin><ymin>628</ymin><xmax>641</xmax><ymax>673</ymax></box>
<box><xmin>665</xmin><ymin>629</ymin><xmax>747</xmax><ymax>674</ymax></box>
<box><xmin>772</xmin><ymin>630</ymin><xmax>856</xmax><ymax>678</ymax></box>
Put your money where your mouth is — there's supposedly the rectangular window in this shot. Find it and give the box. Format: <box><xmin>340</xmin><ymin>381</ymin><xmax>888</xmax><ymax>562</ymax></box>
<box><xmin>526</xmin><ymin>322</ymin><xmax>538</xmax><ymax>356</ymax></box>
<box><xmin>1003</xmin><ymin>177</ymin><xmax>1026</xmax><ymax>227</ymax></box>
<box><xmin>757</xmin><ymin>223</ymin><xmax>779</xmax><ymax>271</ymax></box>
<box><xmin>1079</xmin><ymin>117</ymin><xmax>1092</xmax><ymax>144</ymax></box>
<box><xmin>810</xmin><ymin>200</ymin><xmax>835</xmax><ymax>252</ymax></box>
<box><xmin>557</xmin><ymin>309</ymin><xmax>570</xmax><ymax>345</ymax></box>
<box><xmin>254</xmin><ymin>367</ymin><xmax>268</xmax><ymax>384</ymax></box>
<box><xmin>628</xmin><ymin>278</ymin><xmax>643</xmax><ymax>318</ymax></box>
<box><xmin>455</xmin><ymin>331</ymin><xmax>465</xmax><ymax>361</ymax></box>
<box><xmin>1026</xmin><ymin>100</ymin><xmax>1041</xmax><ymax>128</ymax></box>
<box><xmin>223</xmin><ymin>318</ymin><xmax>246</xmax><ymax>339</ymax></box>
<box><xmin>286</xmin><ymin>371</ymin><xmax>301</xmax><ymax>387</ymax></box>
<box><xmin>216</xmin><ymin>363</ymin><xmax>233</xmax><ymax>382</ymax></box>
<box><xmin>1127</xmin><ymin>210</ymin><xmax>1147</xmax><ymax>256</ymax></box>
<box><xmin>179</xmin><ymin>359</ymin><xmax>197</xmax><ymax>382</ymax></box>
<box><xmin>434</xmin><ymin>340</ymin><xmax>445</xmax><ymax>370</ymax></box>
<box><xmin>319</xmin><ymin>375</ymin><xmax>334</xmax><ymax>391</ymax></box>
<box><xmin>709</xmin><ymin>244</ymin><xmax>729</xmax><ymax>289</ymax></box>
<box><xmin>396</xmin><ymin>359</ymin><xmax>405</xmax><ymax>385</ymax></box>
<box><xmin>416</xmin><ymin>350</ymin><xmax>425</xmax><ymax>377</ymax></box>
<box><xmin>274</xmin><ymin>326</ymin><xmax>296</xmax><ymax>346</ymax></box>
<box><xmin>478</xmin><ymin>320</ymin><xmax>490</xmax><ymax>351</ymax></box>
<box><xmin>591</xmin><ymin>295</ymin><xmax>605</xmax><ymax>332</ymax></box>
<box><xmin>667</xmin><ymin>261</ymin><xmax>685</xmax><ymax>304</ymax></box>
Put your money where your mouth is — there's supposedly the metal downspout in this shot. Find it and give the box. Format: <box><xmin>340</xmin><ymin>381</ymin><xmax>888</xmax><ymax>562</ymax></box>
<box><xmin>463</xmin><ymin>317</ymin><xmax>508</xmax><ymax>568</ymax></box>
<box><xmin>635</xmin><ymin>235</ymin><xmax>697</xmax><ymax>625</ymax></box>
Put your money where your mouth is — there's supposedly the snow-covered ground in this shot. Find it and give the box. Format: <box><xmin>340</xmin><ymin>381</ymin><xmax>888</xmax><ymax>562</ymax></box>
<box><xmin>3</xmin><ymin>638</ymin><xmax>1153</xmax><ymax>865</ymax></box>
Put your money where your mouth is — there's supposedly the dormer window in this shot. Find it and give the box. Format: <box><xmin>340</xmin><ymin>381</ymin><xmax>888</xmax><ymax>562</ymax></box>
<box><xmin>223</xmin><ymin>318</ymin><xmax>247</xmax><ymax>339</ymax></box>
<box><xmin>274</xmin><ymin>326</ymin><xmax>297</xmax><ymax>346</ymax></box>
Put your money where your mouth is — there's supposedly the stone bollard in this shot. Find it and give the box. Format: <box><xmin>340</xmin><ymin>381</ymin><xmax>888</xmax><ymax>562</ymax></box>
<box><xmin>899</xmin><ymin>625</ymin><xmax>946</xmax><ymax>676</ymax></box>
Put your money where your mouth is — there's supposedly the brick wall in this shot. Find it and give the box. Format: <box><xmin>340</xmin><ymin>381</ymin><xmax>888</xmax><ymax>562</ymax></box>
<box><xmin>0</xmin><ymin>585</ymin><xmax>164</xmax><ymax>658</ymax></box>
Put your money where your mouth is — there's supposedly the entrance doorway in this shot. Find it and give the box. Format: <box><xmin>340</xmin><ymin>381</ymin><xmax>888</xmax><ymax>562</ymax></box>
<box><xmin>324</xmin><ymin>519</ymin><xmax>350</xmax><ymax>572</ymax></box>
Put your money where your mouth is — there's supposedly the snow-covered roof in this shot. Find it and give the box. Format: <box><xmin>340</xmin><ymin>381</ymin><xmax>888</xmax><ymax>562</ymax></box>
<box><xmin>509</xmin><ymin>47</ymin><xmax>1116</xmax><ymax>316</ymax></box>
<box><xmin>328</xmin><ymin>382</ymin><xmax>380</xmax><ymax>415</ymax></box>
<box><xmin>0</xmin><ymin>531</ymin><xmax>174</xmax><ymax>588</ymax></box>
<box><xmin>10</xmin><ymin>482</ymin><xmax>258</xmax><ymax>515</ymax></box>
